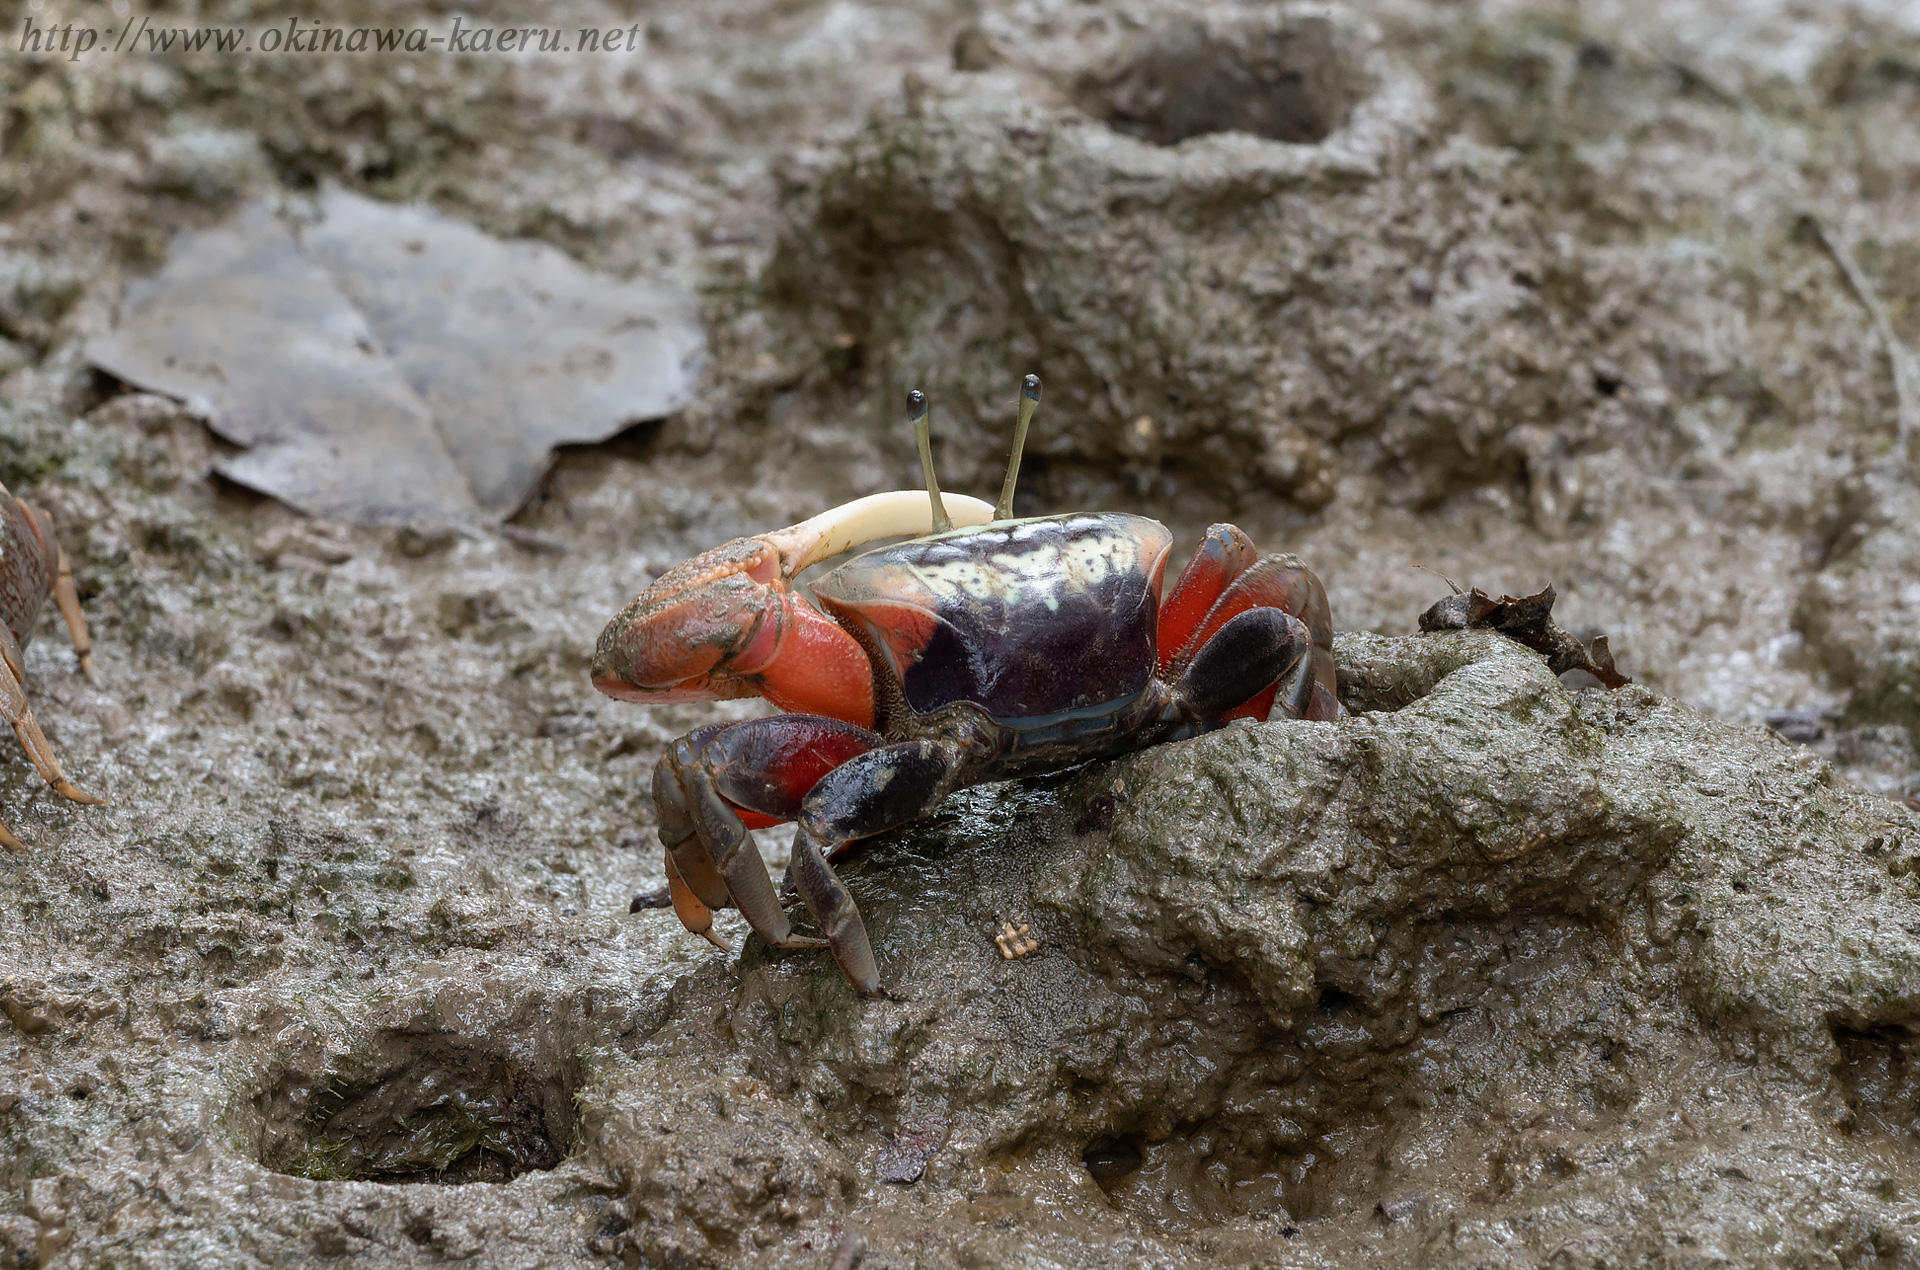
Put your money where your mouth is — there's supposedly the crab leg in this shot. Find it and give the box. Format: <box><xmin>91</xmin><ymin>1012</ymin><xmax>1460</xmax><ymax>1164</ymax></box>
<box><xmin>788</xmin><ymin>826</ymin><xmax>876</xmax><ymax>992</ymax></box>
<box><xmin>1196</xmin><ymin>555</ymin><xmax>1337</xmax><ymax>720</ymax></box>
<box><xmin>1173</xmin><ymin>608</ymin><xmax>1314</xmax><ymax>720</ymax></box>
<box><xmin>0</xmin><ymin>626</ymin><xmax>103</xmax><ymax>851</ymax></box>
<box><xmin>52</xmin><ymin>549</ymin><xmax>96</xmax><ymax>683</ymax></box>
<box><xmin>1160</xmin><ymin>540</ymin><xmax>1339</xmax><ymax>723</ymax></box>
<box><xmin>792</xmin><ymin>739</ymin><xmax>966</xmax><ymax>996</ymax></box>
<box><xmin>655</xmin><ymin>722</ymin><xmax>964</xmax><ymax>996</ymax></box>
<box><xmin>1158</xmin><ymin>524</ymin><xmax>1261</xmax><ymax>672</ymax></box>
<box><xmin>684</xmin><ymin>759</ymin><xmax>828</xmax><ymax>949</ymax></box>
<box><xmin>645</xmin><ymin>715</ymin><xmax>883</xmax><ymax>954</ymax></box>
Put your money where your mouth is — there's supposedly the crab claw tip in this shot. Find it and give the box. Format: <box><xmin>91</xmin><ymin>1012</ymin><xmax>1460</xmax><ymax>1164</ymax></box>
<box><xmin>592</xmin><ymin>536</ymin><xmax>784</xmax><ymax>703</ymax></box>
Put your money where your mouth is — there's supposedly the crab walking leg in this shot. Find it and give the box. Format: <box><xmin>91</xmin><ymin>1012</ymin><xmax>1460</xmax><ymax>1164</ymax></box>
<box><xmin>682</xmin><ymin>760</ymin><xmax>826</xmax><ymax>949</ymax></box>
<box><xmin>793</xmin><ymin>739</ymin><xmax>966</xmax><ymax>996</ymax></box>
<box><xmin>0</xmin><ymin>640</ymin><xmax>104</xmax><ymax>851</ymax></box>
<box><xmin>787</xmin><ymin>827</ymin><xmax>878</xmax><ymax>994</ymax></box>
<box><xmin>1166</xmin><ymin>552</ymin><xmax>1340</xmax><ymax>722</ymax></box>
<box><xmin>0</xmin><ymin>624</ymin><xmax>101</xmax><ymax>808</ymax></box>
<box><xmin>686</xmin><ymin>714</ymin><xmax>884</xmax><ymax>951</ymax></box>
<box><xmin>1158</xmin><ymin>524</ymin><xmax>1261</xmax><ymax>672</ymax></box>
<box><xmin>643</xmin><ymin>715</ymin><xmax>887</xmax><ymax>953</ymax></box>
<box><xmin>701</xmin><ymin>715</ymin><xmax>885</xmax><ymax>817</ymax></box>
<box><xmin>1166</xmin><ymin>554</ymin><xmax>1326</xmax><ymax>675</ymax></box>
<box><xmin>52</xmin><ymin>548</ymin><xmax>96</xmax><ymax>682</ymax></box>
<box><xmin>652</xmin><ymin>751</ymin><xmax>734</xmax><ymax>950</ymax></box>
<box><xmin>1173</xmin><ymin>608</ymin><xmax>1314</xmax><ymax>720</ymax></box>
<box><xmin>0</xmin><ymin>664</ymin><xmax>20</xmax><ymax>845</ymax></box>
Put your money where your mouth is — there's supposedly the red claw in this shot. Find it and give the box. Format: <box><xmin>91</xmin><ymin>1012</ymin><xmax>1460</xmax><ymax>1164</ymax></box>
<box><xmin>592</xmin><ymin>537</ymin><xmax>785</xmax><ymax>705</ymax></box>
<box><xmin>592</xmin><ymin>533</ymin><xmax>878</xmax><ymax>727</ymax></box>
<box><xmin>593</xmin><ymin>492</ymin><xmax>997</xmax><ymax>730</ymax></box>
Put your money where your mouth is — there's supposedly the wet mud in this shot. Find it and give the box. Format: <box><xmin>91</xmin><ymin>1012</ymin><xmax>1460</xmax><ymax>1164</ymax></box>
<box><xmin>3</xmin><ymin>0</ymin><xmax>1920</xmax><ymax>1266</ymax></box>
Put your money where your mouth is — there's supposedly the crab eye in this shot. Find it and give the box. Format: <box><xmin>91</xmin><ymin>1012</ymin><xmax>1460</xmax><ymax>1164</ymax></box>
<box><xmin>994</xmin><ymin>373</ymin><xmax>1042</xmax><ymax>521</ymax></box>
<box><xmin>908</xmin><ymin>387</ymin><xmax>953</xmax><ymax>536</ymax></box>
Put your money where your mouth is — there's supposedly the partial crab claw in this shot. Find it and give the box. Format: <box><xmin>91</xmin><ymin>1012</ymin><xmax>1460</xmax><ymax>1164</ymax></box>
<box><xmin>592</xmin><ymin>492</ymin><xmax>993</xmax><ymax>727</ymax></box>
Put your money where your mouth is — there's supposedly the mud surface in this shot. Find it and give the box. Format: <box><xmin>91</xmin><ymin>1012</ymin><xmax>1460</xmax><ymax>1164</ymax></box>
<box><xmin>4</xmin><ymin>0</ymin><xmax>1920</xmax><ymax>1266</ymax></box>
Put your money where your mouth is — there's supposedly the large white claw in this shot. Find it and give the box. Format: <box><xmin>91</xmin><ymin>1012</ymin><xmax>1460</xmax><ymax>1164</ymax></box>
<box><xmin>765</xmin><ymin>491</ymin><xmax>996</xmax><ymax>574</ymax></box>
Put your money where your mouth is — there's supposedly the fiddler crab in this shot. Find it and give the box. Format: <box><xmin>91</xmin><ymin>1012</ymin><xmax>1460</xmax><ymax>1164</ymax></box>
<box><xmin>593</xmin><ymin>376</ymin><xmax>1338</xmax><ymax>996</ymax></box>
<box><xmin>0</xmin><ymin>483</ymin><xmax>104</xmax><ymax>849</ymax></box>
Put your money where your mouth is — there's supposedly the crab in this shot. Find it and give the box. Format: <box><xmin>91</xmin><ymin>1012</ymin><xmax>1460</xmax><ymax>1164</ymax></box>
<box><xmin>0</xmin><ymin>483</ymin><xmax>104</xmax><ymax>850</ymax></box>
<box><xmin>592</xmin><ymin>377</ymin><xmax>1338</xmax><ymax>996</ymax></box>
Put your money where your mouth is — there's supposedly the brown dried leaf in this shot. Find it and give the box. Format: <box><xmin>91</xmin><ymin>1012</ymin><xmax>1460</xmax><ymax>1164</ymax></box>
<box><xmin>88</xmin><ymin>190</ymin><xmax>704</xmax><ymax>524</ymax></box>
<box><xmin>1418</xmin><ymin>583</ymin><xmax>1630</xmax><ymax>689</ymax></box>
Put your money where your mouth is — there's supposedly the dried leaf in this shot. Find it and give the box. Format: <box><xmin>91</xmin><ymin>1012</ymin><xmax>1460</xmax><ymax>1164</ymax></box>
<box><xmin>1418</xmin><ymin>583</ymin><xmax>1630</xmax><ymax>689</ymax></box>
<box><xmin>88</xmin><ymin>201</ymin><xmax>473</xmax><ymax>523</ymax></box>
<box><xmin>301</xmin><ymin>188</ymin><xmax>703</xmax><ymax>514</ymax></box>
<box><xmin>88</xmin><ymin>190</ymin><xmax>704</xmax><ymax>524</ymax></box>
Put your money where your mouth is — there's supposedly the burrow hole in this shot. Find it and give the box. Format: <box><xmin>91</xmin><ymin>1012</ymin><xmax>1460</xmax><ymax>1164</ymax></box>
<box><xmin>1833</xmin><ymin>1021</ymin><xmax>1920</xmax><ymax>1140</ymax></box>
<box><xmin>1079</xmin><ymin>9</ymin><xmax>1370</xmax><ymax>147</ymax></box>
<box><xmin>255</xmin><ymin>1029</ymin><xmax>578</xmax><ymax>1185</ymax></box>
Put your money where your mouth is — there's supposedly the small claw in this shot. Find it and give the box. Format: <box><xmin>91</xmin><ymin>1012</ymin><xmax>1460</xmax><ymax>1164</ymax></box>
<box><xmin>0</xmin><ymin>821</ymin><xmax>22</xmax><ymax>851</ymax></box>
<box><xmin>637</xmin><ymin>864</ymin><xmax>733</xmax><ymax>949</ymax></box>
<box><xmin>663</xmin><ymin>849</ymin><xmax>732</xmax><ymax>951</ymax></box>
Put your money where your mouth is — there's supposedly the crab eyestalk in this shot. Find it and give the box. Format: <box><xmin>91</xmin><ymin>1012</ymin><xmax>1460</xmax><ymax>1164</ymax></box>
<box><xmin>995</xmin><ymin>373</ymin><xmax>1042</xmax><ymax>522</ymax></box>
<box><xmin>908</xmin><ymin>389</ymin><xmax>952</xmax><ymax>535</ymax></box>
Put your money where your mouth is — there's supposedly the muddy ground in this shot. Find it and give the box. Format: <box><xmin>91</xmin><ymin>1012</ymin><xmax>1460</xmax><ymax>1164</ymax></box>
<box><xmin>3</xmin><ymin>0</ymin><xmax>1920</xmax><ymax>1266</ymax></box>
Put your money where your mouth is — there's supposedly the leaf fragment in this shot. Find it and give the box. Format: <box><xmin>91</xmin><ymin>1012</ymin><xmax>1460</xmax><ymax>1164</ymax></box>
<box><xmin>1419</xmin><ymin>583</ymin><xmax>1630</xmax><ymax>689</ymax></box>
<box><xmin>88</xmin><ymin>190</ymin><xmax>705</xmax><ymax>524</ymax></box>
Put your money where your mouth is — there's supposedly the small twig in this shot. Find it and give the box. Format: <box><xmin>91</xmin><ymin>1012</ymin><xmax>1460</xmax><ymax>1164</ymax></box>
<box><xmin>1809</xmin><ymin>214</ymin><xmax>1920</xmax><ymax>457</ymax></box>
